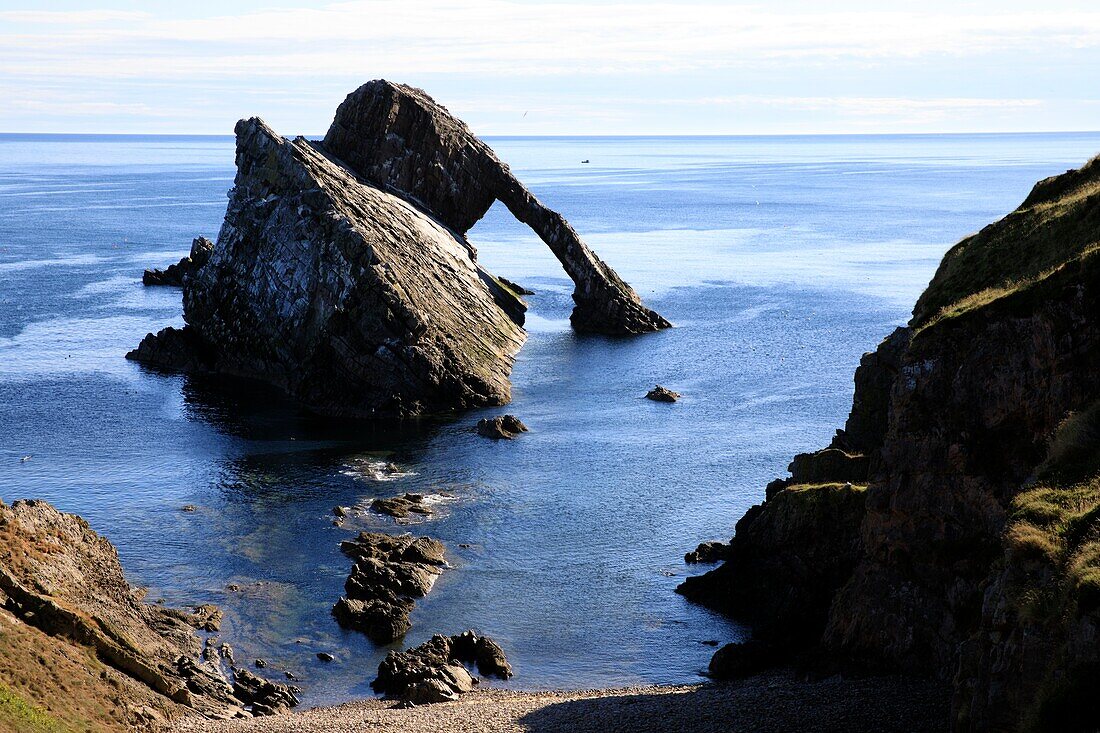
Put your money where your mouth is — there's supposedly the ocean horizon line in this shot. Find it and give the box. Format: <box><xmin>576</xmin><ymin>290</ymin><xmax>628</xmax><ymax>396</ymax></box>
<box><xmin>2</xmin><ymin>130</ymin><xmax>1100</xmax><ymax>143</ymax></box>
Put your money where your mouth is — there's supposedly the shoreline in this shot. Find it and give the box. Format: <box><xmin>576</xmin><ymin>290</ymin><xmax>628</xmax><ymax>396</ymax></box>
<box><xmin>167</xmin><ymin>671</ymin><xmax>950</xmax><ymax>733</ymax></box>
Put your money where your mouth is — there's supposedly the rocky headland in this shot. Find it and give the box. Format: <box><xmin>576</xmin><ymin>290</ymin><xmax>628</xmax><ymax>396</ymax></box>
<box><xmin>128</xmin><ymin>80</ymin><xmax>668</xmax><ymax>418</ymax></box>
<box><xmin>679</xmin><ymin>154</ymin><xmax>1100</xmax><ymax>732</ymax></box>
<box><xmin>0</xmin><ymin>499</ymin><xmax>298</xmax><ymax>731</ymax></box>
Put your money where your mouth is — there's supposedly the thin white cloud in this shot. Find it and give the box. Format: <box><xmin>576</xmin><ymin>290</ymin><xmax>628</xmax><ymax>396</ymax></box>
<box><xmin>2</xmin><ymin>2</ymin><xmax>1100</xmax><ymax>80</ymax></box>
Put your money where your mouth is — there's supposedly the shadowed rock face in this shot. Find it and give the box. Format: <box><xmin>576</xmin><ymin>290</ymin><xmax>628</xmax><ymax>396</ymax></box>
<box><xmin>322</xmin><ymin>80</ymin><xmax>670</xmax><ymax>335</ymax></box>
<box><xmin>177</xmin><ymin>117</ymin><xmax>527</xmax><ymax>418</ymax></box>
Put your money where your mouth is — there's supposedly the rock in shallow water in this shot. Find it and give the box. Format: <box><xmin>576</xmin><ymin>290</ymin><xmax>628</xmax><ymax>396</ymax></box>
<box><xmin>645</xmin><ymin>385</ymin><xmax>681</xmax><ymax>402</ymax></box>
<box><xmin>332</xmin><ymin>532</ymin><xmax>447</xmax><ymax>643</ymax></box>
<box><xmin>371</xmin><ymin>493</ymin><xmax>431</xmax><ymax>519</ymax></box>
<box><xmin>476</xmin><ymin>414</ymin><xmax>528</xmax><ymax>439</ymax></box>
<box><xmin>372</xmin><ymin>631</ymin><xmax>513</xmax><ymax>703</ymax></box>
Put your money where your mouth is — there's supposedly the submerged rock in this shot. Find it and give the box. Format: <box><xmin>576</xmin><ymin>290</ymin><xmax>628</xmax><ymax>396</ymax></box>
<box><xmin>332</xmin><ymin>532</ymin><xmax>446</xmax><ymax>643</ymax></box>
<box><xmin>372</xmin><ymin>631</ymin><xmax>512</xmax><ymax>703</ymax></box>
<box><xmin>645</xmin><ymin>385</ymin><xmax>680</xmax><ymax>402</ymax></box>
<box><xmin>143</xmin><ymin>236</ymin><xmax>213</xmax><ymax>286</ymax></box>
<box><xmin>130</xmin><ymin>80</ymin><xmax>666</xmax><ymax>418</ymax></box>
<box><xmin>476</xmin><ymin>414</ymin><xmax>528</xmax><ymax>440</ymax></box>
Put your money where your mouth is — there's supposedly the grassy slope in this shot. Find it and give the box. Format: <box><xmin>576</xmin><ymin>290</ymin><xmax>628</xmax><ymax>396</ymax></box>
<box><xmin>912</xmin><ymin>155</ymin><xmax>1100</xmax><ymax>327</ymax></box>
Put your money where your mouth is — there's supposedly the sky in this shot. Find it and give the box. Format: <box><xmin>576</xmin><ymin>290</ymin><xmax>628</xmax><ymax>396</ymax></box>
<box><xmin>1</xmin><ymin>0</ymin><xmax>1099</xmax><ymax>135</ymax></box>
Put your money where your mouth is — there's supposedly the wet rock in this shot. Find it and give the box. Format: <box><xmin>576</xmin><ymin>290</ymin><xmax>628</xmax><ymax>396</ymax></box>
<box><xmin>332</xmin><ymin>506</ymin><xmax>349</xmax><ymax>518</ymax></box>
<box><xmin>372</xmin><ymin>631</ymin><xmax>512</xmax><ymax>703</ymax></box>
<box><xmin>125</xmin><ymin>325</ymin><xmax>213</xmax><ymax>373</ymax></box>
<box><xmin>254</xmin><ymin>659</ymin><xmax>267</xmax><ymax>669</ymax></box>
<box><xmin>143</xmin><ymin>236</ymin><xmax>213</xmax><ymax>286</ymax></box>
<box><xmin>181</xmin><ymin>504</ymin><xmax>197</xmax><ymax>512</ymax></box>
<box><xmin>316</xmin><ymin>652</ymin><xmax>335</xmax><ymax>662</ymax></box>
<box><xmin>476</xmin><ymin>415</ymin><xmax>528</xmax><ymax>440</ymax></box>
<box><xmin>371</xmin><ymin>493</ymin><xmax>431</xmax><ymax>519</ymax></box>
<box><xmin>684</xmin><ymin>540</ymin><xmax>732</xmax><ymax>564</ymax></box>
<box><xmin>187</xmin><ymin>604</ymin><xmax>223</xmax><ymax>632</ymax></box>
<box><xmin>645</xmin><ymin>385</ymin><xmax>680</xmax><ymax>402</ymax></box>
<box><xmin>332</xmin><ymin>532</ymin><xmax>446</xmax><ymax>643</ymax></box>
<box><xmin>231</xmin><ymin>668</ymin><xmax>300</xmax><ymax>716</ymax></box>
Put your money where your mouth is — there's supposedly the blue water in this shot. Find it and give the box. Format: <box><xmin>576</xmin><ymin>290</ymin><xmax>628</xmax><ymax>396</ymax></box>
<box><xmin>2</xmin><ymin>132</ymin><xmax>1099</xmax><ymax>706</ymax></box>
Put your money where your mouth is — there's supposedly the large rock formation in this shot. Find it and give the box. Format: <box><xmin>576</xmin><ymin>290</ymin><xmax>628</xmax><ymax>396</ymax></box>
<box><xmin>682</xmin><ymin>155</ymin><xmax>1100</xmax><ymax>732</ymax></box>
<box><xmin>323</xmin><ymin>80</ymin><xmax>670</xmax><ymax>335</ymax></box>
<box><xmin>372</xmin><ymin>631</ymin><xmax>512</xmax><ymax>704</ymax></box>
<box><xmin>129</xmin><ymin>81</ymin><xmax>667</xmax><ymax>418</ymax></box>
<box><xmin>0</xmin><ymin>499</ymin><xmax>297</xmax><ymax>729</ymax></box>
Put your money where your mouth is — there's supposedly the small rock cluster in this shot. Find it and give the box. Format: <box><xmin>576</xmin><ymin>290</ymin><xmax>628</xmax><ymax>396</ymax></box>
<box><xmin>645</xmin><ymin>385</ymin><xmax>681</xmax><ymax>402</ymax></box>
<box><xmin>476</xmin><ymin>414</ymin><xmax>528</xmax><ymax>440</ymax></box>
<box><xmin>231</xmin><ymin>668</ymin><xmax>300</xmax><ymax>716</ymax></box>
<box><xmin>332</xmin><ymin>532</ymin><xmax>446</xmax><ymax>643</ymax></box>
<box><xmin>371</xmin><ymin>493</ymin><xmax>431</xmax><ymax>519</ymax></box>
<box><xmin>684</xmin><ymin>540</ymin><xmax>731</xmax><ymax>564</ymax></box>
<box><xmin>373</xmin><ymin>631</ymin><xmax>512</xmax><ymax>704</ymax></box>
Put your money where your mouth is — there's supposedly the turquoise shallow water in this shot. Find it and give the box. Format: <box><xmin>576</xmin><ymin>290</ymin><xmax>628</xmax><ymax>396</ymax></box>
<box><xmin>1</xmin><ymin>132</ymin><xmax>1099</xmax><ymax>706</ymax></box>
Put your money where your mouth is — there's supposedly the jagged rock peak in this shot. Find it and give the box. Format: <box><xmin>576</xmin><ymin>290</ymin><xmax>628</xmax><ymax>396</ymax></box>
<box><xmin>323</xmin><ymin>79</ymin><xmax>671</xmax><ymax>335</ymax></box>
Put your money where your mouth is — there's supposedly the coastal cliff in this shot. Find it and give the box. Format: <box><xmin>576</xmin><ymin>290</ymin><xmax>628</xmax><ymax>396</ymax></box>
<box><xmin>130</xmin><ymin>80</ymin><xmax>667</xmax><ymax>418</ymax></box>
<box><xmin>0</xmin><ymin>499</ymin><xmax>302</xmax><ymax>731</ymax></box>
<box><xmin>681</xmin><ymin>155</ymin><xmax>1100</xmax><ymax>731</ymax></box>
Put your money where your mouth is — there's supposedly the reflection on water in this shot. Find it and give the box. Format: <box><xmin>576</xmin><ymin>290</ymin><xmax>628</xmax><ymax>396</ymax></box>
<box><xmin>3</xmin><ymin>132</ymin><xmax>1100</xmax><ymax>706</ymax></box>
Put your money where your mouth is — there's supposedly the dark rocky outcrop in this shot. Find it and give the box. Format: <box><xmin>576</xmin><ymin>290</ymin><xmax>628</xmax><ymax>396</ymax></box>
<box><xmin>332</xmin><ymin>532</ymin><xmax>446</xmax><ymax>643</ymax></box>
<box><xmin>371</xmin><ymin>493</ymin><xmax>431</xmax><ymax>519</ymax></box>
<box><xmin>645</xmin><ymin>385</ymin><xmax>681</xmax><ymax>402</ymax></box>
<box><xmin>476</xmin><ymin>414</ymin><xmax>528</xmax><ymax>439</ymax></box>
<box><xmin>372</xmin><ymin>631</ymin><xmax>512</xmax><ymax>704</ymax></box>
<box><xmin>0</xmin><ymin>498</ymin><xmax>292</xmax><ymax>727</ymax></box>
<box><xmin>684</xmin><ymin>540</ymin><xmax>732</xmax><ymax>564</ymax></box>
<box><xmin>323</xmin><ymin>80</ymin><xmax>669</xmax><ymax>336</ymax></box>
<box><xmin>230</xmin><ymin>668</ymin><xmax>300</xmax><ymax>716</ymax></box>
<box><xmin>680</xmin><ymin>155</ymin><xmax>1100</xmax><ymax>731</ymax></box>
<box><xmin>142</xmin><ymin>237</ymin><xmax>213</xmax><ymax>286</ymax></box>
<box><xmin>130</xmin><ymin>81</ymin><xmax>665</xmax><ymax>418</ymax></box>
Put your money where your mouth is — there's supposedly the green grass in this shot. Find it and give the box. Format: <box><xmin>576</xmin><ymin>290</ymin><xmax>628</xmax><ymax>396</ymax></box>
<box><xmin>0</xmin><ymin>685</ymin><xmax>65</xmax><ymax>733</ymax></box>
<box><xmin>911</xmin><ymin>154</ymin><xmax>1100</xmax><ymax>326</ymax></box>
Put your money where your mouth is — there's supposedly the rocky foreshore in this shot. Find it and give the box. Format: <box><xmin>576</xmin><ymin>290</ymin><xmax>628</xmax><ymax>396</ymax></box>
<box><xmin>680</xmin><ymin>154</ymin><xmax>1100</xmax><ymax>731</ymax></box>
<box><xmin>0</xmin><ymin>499</ymin><xmax>299</xmax><ymax>730</ymax></box>
<box><xmin>128</xmin><ymin>80</ymin><xmax>668</xmax><ymax>418</ymax></box>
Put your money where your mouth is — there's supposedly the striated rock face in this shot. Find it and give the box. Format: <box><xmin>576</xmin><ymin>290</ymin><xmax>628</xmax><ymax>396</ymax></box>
<box><xmin>183</xmin><ymin>117</ymin><xmax>526</xmax><ymax>418</ymax></box>
<box><xmin>0</xmin><ymin>498</ymin><xmax>289</xmax><ymax>725</ymax></box>
<box><xmin>323</xmin><ymin>80</ymin><xmax>670</xmax><ymax>335</ymax></box>
<box><xmin>682</xmin><ymin>155</ymin><xmax>1100</xmax><ymax>731</ymax></box>
<box><xmin>130</xmin><ymin>81</ymin><xmax>665</xmax><ymax>416</ymax></box>
<box><xmin>332</xmin><ymin>532</ymin><xmax>446</xmax><ymax>643</ymax></box>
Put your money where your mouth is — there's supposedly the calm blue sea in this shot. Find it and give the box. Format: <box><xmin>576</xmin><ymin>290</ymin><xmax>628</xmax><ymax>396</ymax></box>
<box><xmin>1</xmin><ymin>132</ymin><xmax>1098</xmax><ymax>706</ymax></box>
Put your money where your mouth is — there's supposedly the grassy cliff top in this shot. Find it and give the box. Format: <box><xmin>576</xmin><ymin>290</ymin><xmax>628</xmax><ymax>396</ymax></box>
<box><xmin>912</xmin><ymin>154</ymin><xmax>1100</xmax><ymax>327</ymax></box>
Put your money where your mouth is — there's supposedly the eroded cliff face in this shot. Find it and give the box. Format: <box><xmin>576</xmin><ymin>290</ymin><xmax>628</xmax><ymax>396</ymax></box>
<box><xmin>683</xmin><ymin>155</ymin><xmax>1100</xmax><ymax>731</ymax></box>
<box><xmin>131</xmin><ymin>81</ymin><xmax>666</xmax><ymax>417</ymax></box>
<box><xmin>179</xmin><ymin>117</ymin><xmax>527</xmax><ymax>418</ymax></box>
<box><xmin>323</xmin><ymin>80</ymin><xmax>671</xmax><ymax>335</ymax></box>
<box><xmin>0</xmin><ymin>499</ymin><xmax>252</xmax><ymax>729</ymax></box>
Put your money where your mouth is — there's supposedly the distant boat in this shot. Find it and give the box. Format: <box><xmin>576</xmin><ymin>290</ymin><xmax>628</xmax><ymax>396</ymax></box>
<box><xmin>581</xmin><ymin>159</ymin><xmax>590</xmax><ymax>164</ymax></box>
